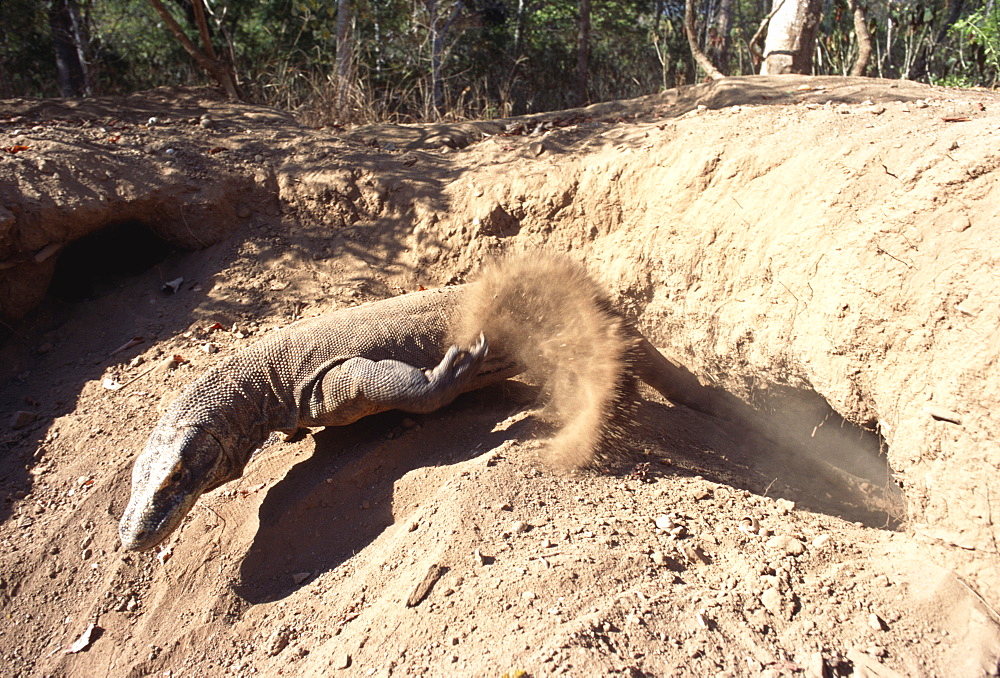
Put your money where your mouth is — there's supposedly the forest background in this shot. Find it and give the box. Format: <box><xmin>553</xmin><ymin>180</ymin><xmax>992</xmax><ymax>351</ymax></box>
<box><xmin>2</xmin><ymin>0</ymin><xmax>998</xmax><ymax>126</ymax></box>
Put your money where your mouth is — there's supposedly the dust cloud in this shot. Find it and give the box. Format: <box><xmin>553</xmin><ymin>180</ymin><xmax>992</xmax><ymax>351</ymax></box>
<box><xmin>456</xmin><ymin>253</ymin><xmax>637</xmax><ymax>469</ymax></box>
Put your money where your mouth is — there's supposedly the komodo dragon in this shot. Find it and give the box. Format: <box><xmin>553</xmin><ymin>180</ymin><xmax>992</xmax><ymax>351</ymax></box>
<box><xmin>119</xmin><ymin>257</ymin><xmax>716</xmax><ymax>552</ymax></box>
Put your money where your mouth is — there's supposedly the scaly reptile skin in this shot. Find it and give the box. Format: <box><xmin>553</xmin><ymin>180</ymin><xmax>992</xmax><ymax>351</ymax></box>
<box><xmin>119</xmin><ymin>286</ymin><xmax>518</xmax><ymax>551</ymax></box>
<box><xmin>118</xmin><ymin>262</ymin><xmax>714</xmax><ymax>553</ymax></box>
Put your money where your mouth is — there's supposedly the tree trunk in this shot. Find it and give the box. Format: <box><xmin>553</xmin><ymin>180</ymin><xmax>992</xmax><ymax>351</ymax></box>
<box><xmin>576</xmin><ymin>0</ymin><xmax>591</xmax><ymax>106</ymax></box>
<box><xmin>48</xmin><ymin>0</ymin><xmax>90</xmax><ymax>97</ymax></box>
<box><xmin>336</xmin><ymin>0</ymin><xmax>352</xmax><ymax>107</ymax></box>
<box><xmin>708</xmin><ymin>0</ymin><xmax>734</xmax><ymax>75</ymax></box>
<box><xmin>849</xmin><ymin>0</ymin><xmax>872</xmax><ymax>77</ymax></box>
<box><xmin>685</xmin><ymin>0</ymin><xmax>725</xmax><ymax>80</ymax></box>
<box><xmin>147</xmin><ymin>0</ymin><xmax>241</xmax><ymax>100</ymax></box>
<box><xmin>760</xmin><ymin>0</ymin><xmax>823</xmax><ymax>75</ymax></box>
<box><xmin>428</xmin><ymin>0</ymin><xmax>443</xmax><ymax>117</ymax></box>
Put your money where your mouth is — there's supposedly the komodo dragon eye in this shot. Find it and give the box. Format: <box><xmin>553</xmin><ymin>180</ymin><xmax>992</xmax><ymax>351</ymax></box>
<box><xmin>168</xmin><ymin>469</ymin><xmax>185</xmax><ymax>485</ymax></box>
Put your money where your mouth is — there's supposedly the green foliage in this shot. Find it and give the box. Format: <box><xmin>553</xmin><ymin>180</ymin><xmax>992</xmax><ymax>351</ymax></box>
<box><xmin>951</xmin><ymin>4</ymin><xmax>1000</xmax><ymax>86</ymax></box>
<box><xmin>0</xmin><ymin>0</ymin><xmax>58</xmax><ymax>97</ymax></box>
<box><xmin>2</xmin><ymin>0</ymin><xmax>998</xmax><ymax>120</ymax></box>
<box><xmin>90</xmin><ymin>0</ymin><xmax>199</xmax><ymax>93</ymax></box>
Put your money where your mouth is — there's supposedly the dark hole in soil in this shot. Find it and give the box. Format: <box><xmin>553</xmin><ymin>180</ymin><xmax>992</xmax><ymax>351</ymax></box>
<box><xmin>49</xmin><ymin>220</ymin><xmax>178</xmax><ymax>301</ymax></box>
<box><xmin>750</xmin><ymin>385</ymin><xmax>906</xmax><ymax>526</ymax></box>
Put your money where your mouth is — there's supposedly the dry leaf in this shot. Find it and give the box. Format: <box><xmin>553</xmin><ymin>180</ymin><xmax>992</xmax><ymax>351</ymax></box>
<box><xmin>66</xmin><ymin>623</ymin><xmax>95</xmax><ymax>653</ymax></box>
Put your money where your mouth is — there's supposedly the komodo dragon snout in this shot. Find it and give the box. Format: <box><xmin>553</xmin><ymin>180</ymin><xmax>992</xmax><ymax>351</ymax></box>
<box><xmin>119</xmin><ymin>424</ymin><xmax>236</xmax><ymax>551</ymax></box>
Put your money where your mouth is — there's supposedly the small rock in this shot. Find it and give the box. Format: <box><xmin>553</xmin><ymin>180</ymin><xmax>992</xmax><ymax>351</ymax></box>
<box><xmin>65</xmin><ymin>623</ymin><xmax>96</xmax><ymax>654</ymax></box>
<box><xmin>292</xmin><ymin>571</ymin><xmax>311</xmax><ymax>585</ymax></box>
<box><xmin>951</xmin><ymin>215</ymin><xmax>972</xmax><ymax>232</ymax></box>
<box><xmin>10</xmin><ymin>410</ymin><xmax>35</xmax><ymax>430</ymax></box>
<box><xmin>202</xmin><ymin>343</ymin><xmax>218</xmax><ymax>354</ymax></box>
<box><xmin>333</xmin><ymin>651</ymin><xmax>351</xmax><ymax>670</ymax></box>
<box><xmin>35</xmin><ymin>158</ymin><xmax>57</xmax><ymax>174</ymax></box>
<box><xmin>923</xmin><ymin>405</ymin><xmax>962</xmax><ymax>425</ymax></box>
<box><xmin>512</xmin><ymin>521</ymin><xmax>530</xmax><ymax>534</ymax></box>
<box><xmin>760</xmin><ymin>587</ymin><xmax>783</xmax><ymax>616</ymax></box>
<box><xmin>774</xmin><ymin>498</ymin><xmax>796</xmax><ymax>514</ymax></box>
<box><xmin>654</xmin><ymin>515</ymin><xmax>675</xmax><ymax>530</ymax></box>
<box><xmin>681</xmin><ymin>545</ymin><xmax>711</xmax><ymax>565</ymax></box>
<box><xmin>521</xmin><ymin>591</ymin><xmax>537</xmax><ymax>600</ymax></box>
<box><xmin>265</xmin><ymin>627</ymin><xmax>291</xmax><ymax>656</ymax></box>
<box><xmin>161</xmin><ymin>277</ymin><xmax>184</xmax><ymax>294</ymax></box>
<box><xmin>869</xmin><ymin>612</ymin><xmax>887</xmax><ymax>631</ymax></box>
<box><xmin>651</xmin><ymin>550</ymin><xmax>666</xmax><ymax>565</ymax></box>
<box><xmin>766</xmin><ymin>535</ymin><xmax>805</xmax><ymax>556</ymax></box>
<box><xmin>805</xmin><ymin>651</ymin><xmax>828</xmax><ymax>678</ymax></box>
<box><xmin>812</xmin><ymin>534</ymin><xmax>832</xmax><ymax>548</ymax></box>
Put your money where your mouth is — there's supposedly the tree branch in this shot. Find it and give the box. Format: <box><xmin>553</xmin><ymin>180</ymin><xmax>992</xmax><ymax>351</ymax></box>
<box><xmin>685</xmin><ymin>0</ymin><xmax>725</xmax><ymax>80</ymax></box>
<box><xmin>849</xmin><ymin>0</ymin><xmax>873</xmax><ymax>77</ymax></box>
<box><xmin>147</xmin><ymin>0</ymin><xmax>241</xmax><ymax>100</ymax></box>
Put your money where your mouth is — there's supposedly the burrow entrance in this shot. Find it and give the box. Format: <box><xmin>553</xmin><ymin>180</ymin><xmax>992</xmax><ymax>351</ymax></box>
<box><xmin>48</xmin><ymin>220</ymin><xmax>179</xmax><ymax>302</ymax></box>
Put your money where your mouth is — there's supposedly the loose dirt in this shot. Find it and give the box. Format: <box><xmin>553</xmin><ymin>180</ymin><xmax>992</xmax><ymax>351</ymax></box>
<box><xmin>0</xmin><ymin>75</ymin><xmax>998</xmax><ymax>677</ymax></box>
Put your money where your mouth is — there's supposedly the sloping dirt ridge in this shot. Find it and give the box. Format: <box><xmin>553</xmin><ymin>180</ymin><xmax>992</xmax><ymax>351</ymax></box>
<box><xmin>0</xmin><ymin>76</ymin><xmax>998</xmax><ymax>677</ymax></box>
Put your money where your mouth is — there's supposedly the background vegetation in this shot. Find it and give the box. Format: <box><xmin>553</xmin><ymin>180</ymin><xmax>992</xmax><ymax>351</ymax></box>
<box><xmin>1</xmin><ymin>0</ymin><xmax>997</xmax><ymax>124</ymax></box>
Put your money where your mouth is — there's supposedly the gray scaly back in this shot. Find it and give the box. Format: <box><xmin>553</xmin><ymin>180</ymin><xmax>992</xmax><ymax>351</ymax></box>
<box><xmin>119</xmin><ymin>286</ymin><xmax>517</xmax><ymax>551</ymax></box>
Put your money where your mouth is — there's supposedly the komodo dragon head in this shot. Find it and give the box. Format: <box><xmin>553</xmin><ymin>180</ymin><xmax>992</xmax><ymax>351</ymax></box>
<box><xmin>119</xmin><ymin>423</ymin><xmax>241</xmax><ymax>551</ymax></box>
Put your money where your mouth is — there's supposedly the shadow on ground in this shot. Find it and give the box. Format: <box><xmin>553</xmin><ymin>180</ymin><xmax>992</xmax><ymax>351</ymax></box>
<box><xmin>234</xmin><ymin>382</ymin><xmax>539</xmax><ymax>603</ymax></box>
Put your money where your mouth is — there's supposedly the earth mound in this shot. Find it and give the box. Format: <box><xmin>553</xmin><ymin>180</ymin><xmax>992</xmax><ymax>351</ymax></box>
<box><xmin>0</xmin><ymin>76</ymin><xmax>998</xmax><ymax>677</ymax></box>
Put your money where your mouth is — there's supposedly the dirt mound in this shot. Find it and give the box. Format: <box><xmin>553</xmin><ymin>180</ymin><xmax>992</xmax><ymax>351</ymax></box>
<box><xmin>1</xmin><ymin>76</ymin><xmax>999</xmax><ymax>677</ymax></box>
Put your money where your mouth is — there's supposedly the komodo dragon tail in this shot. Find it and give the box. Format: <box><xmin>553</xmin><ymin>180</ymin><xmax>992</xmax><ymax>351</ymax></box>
<box><xmin>456</xmin><ymin>254</ymin><xmax>638</xmax><ymax>469</ymax></box>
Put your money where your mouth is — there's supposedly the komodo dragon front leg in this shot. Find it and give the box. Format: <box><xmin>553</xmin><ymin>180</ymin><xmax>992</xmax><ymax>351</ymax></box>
<box><xmin>300</xmin><ymin>336</ymin><xmax>488</xmax><ymax>427</ymax></box>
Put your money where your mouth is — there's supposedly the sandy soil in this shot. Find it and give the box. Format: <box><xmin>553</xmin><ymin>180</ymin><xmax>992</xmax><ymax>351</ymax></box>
<box><xmin>0</xmin><ymin>75</ymin><xmax>998</xmax><ymax>677</ymax></box>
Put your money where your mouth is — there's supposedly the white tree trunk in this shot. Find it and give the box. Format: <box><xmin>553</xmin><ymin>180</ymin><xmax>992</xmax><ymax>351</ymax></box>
<box><xmin>760</xmin><ymin>0</ymin><xmax>823</xmax><ymax>75</ymax></box>
<box><xmin>336</xmin><ymin>0</ymin><xmax>352</xmax><ymax>106</ymax></box>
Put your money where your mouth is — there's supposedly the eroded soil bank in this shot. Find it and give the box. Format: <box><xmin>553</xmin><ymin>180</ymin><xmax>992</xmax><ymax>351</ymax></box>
<box><xmin>1</xmin><ymin>76</ymin><xmax>998</xmax><ymax>676</ymax></box>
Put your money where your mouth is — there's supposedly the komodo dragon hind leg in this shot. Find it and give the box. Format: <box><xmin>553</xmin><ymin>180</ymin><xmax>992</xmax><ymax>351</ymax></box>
<box><xmin>303</xmin><ymin>334</ymin><xmax>490</xmax><ymax>426</ymax></box>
